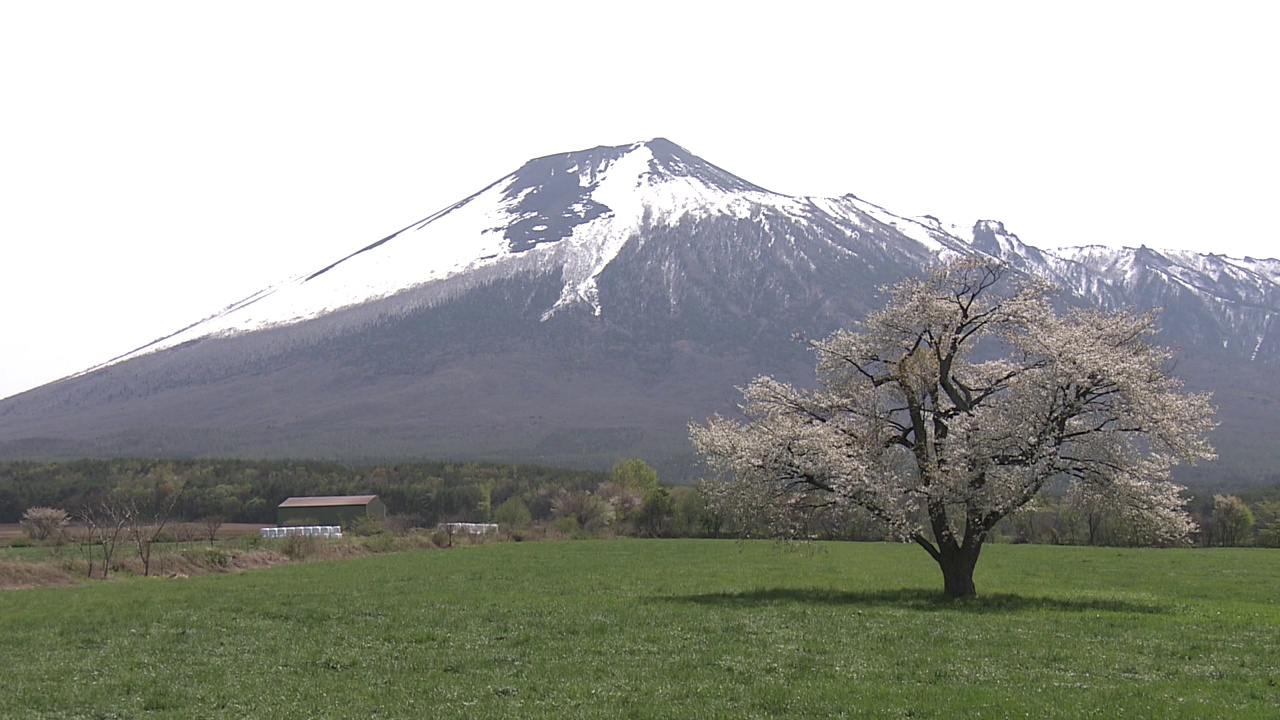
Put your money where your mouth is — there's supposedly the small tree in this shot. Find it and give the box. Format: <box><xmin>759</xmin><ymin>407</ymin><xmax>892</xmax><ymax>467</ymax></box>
<box><xmin>692</xmin><ymin>258</ymin><xmax>1216</xmax><ymax>597</ymax></box>
<box><xmin>20</xmin><ymin>507</ymin><xmax>69</xmax><ymax>541</ymax></box>
<box><xmin>196</xmin><ymin>484</ymin><xmax>242</xmax><ymax>542</ymax></box>
<box><xmin>668</xmin><ymin>486</ymin><xmax>709</xmax><ymax>537</ymax></box>
<box><xmin>611</xmin><ymin>459</ymin><xmax>660</xmax><ymax>496</ymax></box>
<box><xmin>551</xmin><ymin>490</ymin><xmax>614</xmax><ymax>532</ymax></box>
<box><xmin>595</xmin><ymin>482</ymin><xmax>644</xmax><ymax>525</ymax></box>
<box><xmin>200</xmin><ymin>515</ymin><xmax>227</xmax><ymax>544</ymax></box>
<box><xmin>1206</xmin><ymin>494</ymin><xmax>1254</xmax><ymax>547</ymax></box>
<box><xmin>494</xmin><ymin>496</ymin><xmax>533</xmax><ymax>536</ymax></box>
<box><xmin>120</xmin><ymin>475</ymin><xmax>186</xmax><ymax>577</ymax></box>
<box><xmin>1250</xmin><ymin>499</ymin><xmax>1280</xmax><ymax>547</ymax></box>
<box><xmin>607</xmin><ymin>459</ymin><xmax>669</xmax><ymax>533</ymax></box>
<box><xmin>634</xmin><ymin>486</ymin><xmax>674</xmax><ymax>537</ymax></box>
<box><xmin>77</xmin><ymin>496</ymin><xmax>129</xmax><ymax>579</ymax></box>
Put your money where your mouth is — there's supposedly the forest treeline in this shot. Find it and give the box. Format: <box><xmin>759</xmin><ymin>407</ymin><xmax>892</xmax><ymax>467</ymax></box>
<box><xmin>3</xmin><ymin>458</ymin><xmax>1279</xmax><ymax>547</ymax></box>
<box><xmin>0</xmin><ymin>458</ymin><xmax>611</xmax><ymax>527</ymax></box>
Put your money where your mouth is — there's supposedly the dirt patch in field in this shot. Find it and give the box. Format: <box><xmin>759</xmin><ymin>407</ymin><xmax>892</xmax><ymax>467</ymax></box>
<box><xmin>218</xmin><ymin>523</ymin><xmax>269</xmax><ymax>539</ymax></box>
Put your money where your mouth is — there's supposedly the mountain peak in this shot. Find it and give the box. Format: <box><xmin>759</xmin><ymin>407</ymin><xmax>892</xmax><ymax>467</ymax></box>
<box><xmin>511</xmin><ymin>138</ymin><xmax>770</xmax><ymax>195</ymax></box>
<box><xmin>974</xmin><ymin>219</ymin><xmax>1007</xmax><ymax>235</ymax></box>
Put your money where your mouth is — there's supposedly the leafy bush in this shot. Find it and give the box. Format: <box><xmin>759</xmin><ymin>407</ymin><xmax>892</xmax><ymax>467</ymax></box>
<box><xmin>494</xmin><ymin>497</ymin><xmax>532</xmax><ymax>530</ymax></box>
<box><xmin>345</xmin><ymin>515</ymin><xmax>385</xmax><ymax>537</ymax></box>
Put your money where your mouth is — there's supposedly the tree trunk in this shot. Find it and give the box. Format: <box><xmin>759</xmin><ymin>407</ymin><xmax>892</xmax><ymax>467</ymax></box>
<box><xmin>936</xmin><ymin>542</ymin><xmax>982</xmax><ymax>598</ymax></box>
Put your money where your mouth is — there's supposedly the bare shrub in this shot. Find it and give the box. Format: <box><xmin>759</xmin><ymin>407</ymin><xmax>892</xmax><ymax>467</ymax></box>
<box><xmin>200</xmin><ymin>516</ymin><xmax>226</xmax><ymax>543</ymax></box>
<box><xmin>279</xmin><ymin>534</ymin><xmax>321</xmax><ymax>561</ymax></box>
<box><xmin>170</xmin><ymin>523</ymin><xmax>200</xmax><ymax>547</ymax></box>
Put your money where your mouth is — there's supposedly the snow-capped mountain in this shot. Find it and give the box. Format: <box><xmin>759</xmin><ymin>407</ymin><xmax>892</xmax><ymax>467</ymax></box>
<box><xmin>1</xmin><ymin>139</ymin><xmax>1276</xmax><ymax>484</ymax></box>
<box><xmin>100</xmin><ymin>139</ymin><xmax>968</xmax><ymax>368</ymax></box>
<box><xmin>114</xmin><ymin>140</ymin><xmax>785</xmax><ymax>357</ymax></box>
<box><xmin>969</xmin><ymin>221</ymin><xmax>1280</xmax><ymax>362</ymax></box>
<box><xmin>1053</xmin><ymin>246</ymin><xmax>1280</xmax><ymax>360</ymax></box>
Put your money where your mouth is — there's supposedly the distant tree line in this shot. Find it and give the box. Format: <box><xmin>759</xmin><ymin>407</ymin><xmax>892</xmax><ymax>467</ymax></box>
<box><xmin>703</xmin><ymin>485</ymin><xmax>1280</xmax><ymax>549</ymax></box>
<box><xmin>0</xmin><ymin>458</ymin><xmax>606</xmax><ymax>526</ymax></box>
<box><xmin>990</xmin><ymin>490</ymin><xmax>1280</xmax><ymax>548</ymax></box>
<box><xmin>0</xmin><ymin>458</ymin><xmax>717</xmax><ymax>540</ymax></box>
<box><xmin>3</xmin><ymin>458</ymin><xmax>1276</xmax><ymax>547</ymax></box>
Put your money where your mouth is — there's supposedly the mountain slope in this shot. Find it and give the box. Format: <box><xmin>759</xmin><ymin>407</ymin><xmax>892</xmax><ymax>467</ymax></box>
<box><xmin>1</xmin><ymin>139</ymin><xmax>1276</xmax><ymax>485</ymax></box>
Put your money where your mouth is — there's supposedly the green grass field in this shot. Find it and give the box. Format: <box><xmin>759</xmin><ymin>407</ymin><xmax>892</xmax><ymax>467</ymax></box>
<box><xmin>1</xmin><ymin>540</ymin><xmax>1277</xmax><ymax>718</ymax></box>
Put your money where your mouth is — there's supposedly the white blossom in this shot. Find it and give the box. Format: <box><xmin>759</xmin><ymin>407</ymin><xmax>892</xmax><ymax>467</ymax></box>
<box><xmin>690</xmin><ymin>258</ymin><xmax>1216</xmax><ymax>596</ymax></box>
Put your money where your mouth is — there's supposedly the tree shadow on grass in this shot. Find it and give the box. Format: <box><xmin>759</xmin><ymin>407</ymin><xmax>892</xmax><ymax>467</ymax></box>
<box><xmin>662</xmin><ymin>587</ymin><xmax>1169</xmax><ymax>614</ymax></box>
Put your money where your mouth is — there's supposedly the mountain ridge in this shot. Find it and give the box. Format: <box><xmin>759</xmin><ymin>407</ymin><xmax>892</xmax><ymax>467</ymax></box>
<box><xmin>2</xmin><ymin>139</ymin><xmax>1277</xmax><ymax>486</ymax></box>
<box><xmin>71</xmin><ymin>139</ymin><xmax>1280</xmax><ymax>378</ymax></box>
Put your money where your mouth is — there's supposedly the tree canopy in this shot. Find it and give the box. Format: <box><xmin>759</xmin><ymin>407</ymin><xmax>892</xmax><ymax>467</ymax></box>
<box><xmin>691</xmin><ymin>258</ymin><xmax>1216</xmax><ymax>597</ymax></box>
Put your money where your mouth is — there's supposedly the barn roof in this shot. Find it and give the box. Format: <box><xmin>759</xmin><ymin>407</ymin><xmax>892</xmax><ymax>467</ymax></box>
<box><xmin>278</xmin><ymin>495</ymin><xmax>380</xmax><ymax>508</ymax></box>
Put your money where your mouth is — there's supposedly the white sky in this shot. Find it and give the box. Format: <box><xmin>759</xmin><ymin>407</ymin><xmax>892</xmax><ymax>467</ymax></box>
<box><xmin>1</xmin><ymin>1</ymin><xmax>1276</xmax><ymax>401</ymax></box>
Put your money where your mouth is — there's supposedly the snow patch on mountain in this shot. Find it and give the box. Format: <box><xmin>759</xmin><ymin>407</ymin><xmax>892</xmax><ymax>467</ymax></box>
<box><xmin>829</xmin><ymin>195</ymin><xmax>956</xmax><ymax>255</ymax></box>
<box><xmin>537</xmin><ymin>141</ymin><xmax>809</xmax><ymax>318</ymax></box>
<box><xmin>1051</xmin><ymin>245</ymin><xmax>1280</xmax><ymax>302</ymax></box>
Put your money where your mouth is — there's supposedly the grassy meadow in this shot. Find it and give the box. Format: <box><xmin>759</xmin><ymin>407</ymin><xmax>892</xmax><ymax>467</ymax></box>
<box><xmin>1</xmin><ymin>539</ymin><xmax>1278</xmax><ymax>718</ymax></box>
